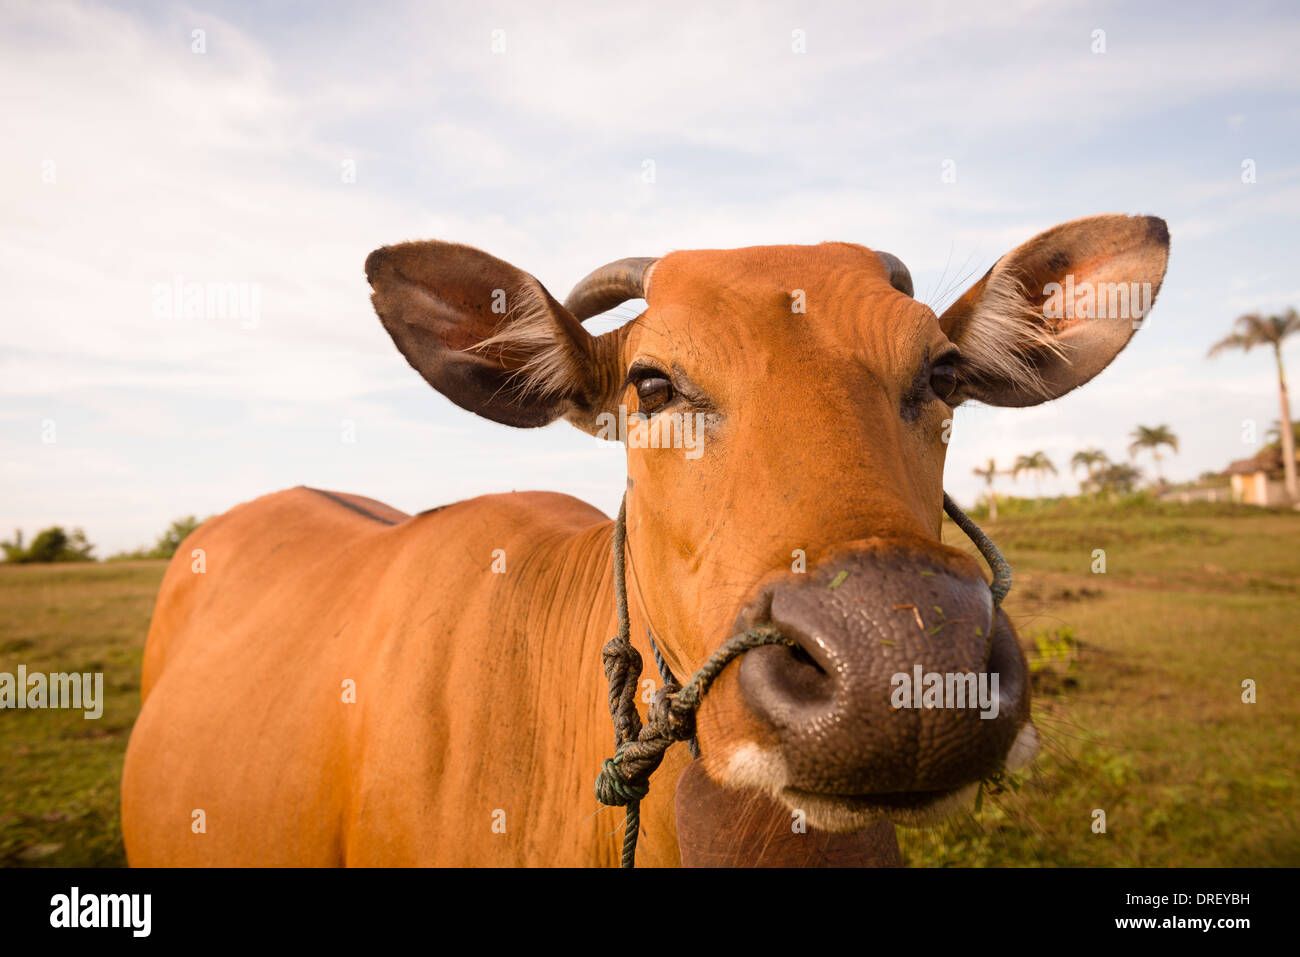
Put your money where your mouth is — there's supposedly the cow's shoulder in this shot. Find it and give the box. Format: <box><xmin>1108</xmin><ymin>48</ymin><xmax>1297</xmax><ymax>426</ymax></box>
<box><xmin>141</xmin><ymin>487</ymin><xmax>410</xmax><ymax>693</ymax></box>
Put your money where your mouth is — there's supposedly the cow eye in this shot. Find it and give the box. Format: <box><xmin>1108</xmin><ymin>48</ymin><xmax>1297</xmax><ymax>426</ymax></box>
<box><xmin>929</xmin><ymin>364</ymin><xmax>958</xmax><ymax>401</ymax></box>
<box><xmin>636</xmin><ymin>375</ymin><xmax>675</xmax><ymax>414</ymax></box>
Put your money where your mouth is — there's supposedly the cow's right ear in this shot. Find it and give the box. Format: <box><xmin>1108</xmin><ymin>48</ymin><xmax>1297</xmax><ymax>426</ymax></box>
<box><xmin>365</xmin><ymin>241</ymin><xmax>602</xmax><ymax>429</ymax></box>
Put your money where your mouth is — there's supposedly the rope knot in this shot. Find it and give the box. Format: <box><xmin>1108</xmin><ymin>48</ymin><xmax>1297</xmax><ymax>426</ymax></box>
<box><xmin>594</xmin><ymin>755</ymin><xmax>650</xmax><ymax>807</ymax></box>
<box><xmin>647</xmin><ymin>683</ymin><xmax>695</xmax><ymax>742</ymax></box>
<box><xmin>601</xmin><ymin>634</ymin><xmax>643</xmax><ymax>745</ymax></box>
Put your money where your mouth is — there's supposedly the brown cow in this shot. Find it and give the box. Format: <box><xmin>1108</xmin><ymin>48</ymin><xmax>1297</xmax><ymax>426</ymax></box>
<box><xmin>121</xmin><ymin>214</ymin><xmax>1169</xmax><ymax>865</ymax></box>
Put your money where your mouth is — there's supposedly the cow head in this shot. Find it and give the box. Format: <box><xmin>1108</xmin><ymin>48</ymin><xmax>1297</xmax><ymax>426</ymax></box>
<box><xmin>365</xmin><ymin>214</ymin><xmax>1169</xmax><ymax>830</ymax></box>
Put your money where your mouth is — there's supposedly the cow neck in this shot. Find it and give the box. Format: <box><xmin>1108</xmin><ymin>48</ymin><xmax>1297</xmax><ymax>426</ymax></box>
<box><xmin>619</xmin><ymin>511</ymin><xmax>686</xmax><ymax>687</ymax></box>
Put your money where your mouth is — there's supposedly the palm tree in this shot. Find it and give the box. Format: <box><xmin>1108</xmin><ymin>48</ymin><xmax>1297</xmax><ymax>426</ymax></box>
<box><xmin>1070</xmin><ymin>447</ymin><xmax>1110</xmax><ymax>494</ymax></box>
<box><xmin>1209</xmin><ymin>308</ymin><xmax>1299</xmax><ymax>501</ymax></box>
<box><xmin>1128</xmin><ymin>425</ymin><xmax>1179</xmax><ymax>484</ymax></box>
<box><xmin>971</xmin><ymin>458</ymin><xmax>1004</xmax><ymax>521</ymax></box>
<box><xmin>1095</xmin><ymin>462</ymin><xmax>1143</xmax><ymax>497</ymax></box>
<box><xmin>1013</xmin><ymin>451</ymin><xmax>1057</xmax><ymax>497</ymax></box>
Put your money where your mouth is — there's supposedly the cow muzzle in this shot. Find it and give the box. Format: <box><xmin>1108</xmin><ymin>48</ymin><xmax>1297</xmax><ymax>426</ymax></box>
<box><xmin>733</xmin><ymin>543</ymin><xmax>1032</xmax><ymax>824</ymax></box>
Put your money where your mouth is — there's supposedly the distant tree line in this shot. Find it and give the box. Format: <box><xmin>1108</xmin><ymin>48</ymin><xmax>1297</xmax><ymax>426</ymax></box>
<box><xmin>1</xmin><ymin>516</ymin><xmax>208</xmax><ymax>564</ymax></box>
<box><xmin>106</xmin><ymin>516</ymin><xmax>209</xmax><ymax>561</ymax></box>
<box><xmin>1</xmin><ymin>527</ymin><xmax>95</xmax><ymax>563</ymax></box>
<box><xmin>967</xmin><ymin>303</ymin><xmax>1300</xmax><ymax>515</ymax></box>
<box><xmin>972</xmin><ymin>424</ymin><xmax>1181</xmax><ymax>519</ymax></box>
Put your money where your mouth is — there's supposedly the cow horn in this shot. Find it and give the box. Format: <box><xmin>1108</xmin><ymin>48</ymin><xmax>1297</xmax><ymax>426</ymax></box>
<box><xmin>875</xmin><ymin>251</ymin><xmax>914</xmax><ymax>297</ymax></box>
<box><xmin>563</xmin><ymin>257</ymin><xmax>658</xmax><ymax>320</ymax></box>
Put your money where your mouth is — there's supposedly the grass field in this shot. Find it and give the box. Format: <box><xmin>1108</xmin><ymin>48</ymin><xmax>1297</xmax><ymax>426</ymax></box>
<box><xmin>0</xmin><ymin>561</ymin><xmax>160</xmax><ymax>867</ymax></box>
<box><xmin>2</xmin><ymin>499</ymin><xmax>1297</xmax><ymax>867</ymax></box>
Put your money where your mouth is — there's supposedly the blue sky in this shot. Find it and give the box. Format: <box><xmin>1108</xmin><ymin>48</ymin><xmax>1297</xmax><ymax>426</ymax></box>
<box><xmin>3</xmin><ymin>0</ymin><xmax>1299</xmax><ymax>555</ymax></box>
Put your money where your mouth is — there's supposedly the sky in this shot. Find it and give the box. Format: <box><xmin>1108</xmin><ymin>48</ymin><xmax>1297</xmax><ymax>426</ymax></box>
<box><xmin>2</xmin><ymin>0</ymin><xmax>1299</xmax><ymax>556</ymax></box>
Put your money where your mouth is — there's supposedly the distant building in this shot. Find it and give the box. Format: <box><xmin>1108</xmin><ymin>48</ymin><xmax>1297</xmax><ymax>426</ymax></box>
<box><xmin>1162</xmin><ymin>484</ymin><xmax>1228</xmax><ymax>505</ymax></box>
<box><xmin>1224</xmin><ymin>447</ymin><xmax>1299</xmax><ymax>506</ymax></box>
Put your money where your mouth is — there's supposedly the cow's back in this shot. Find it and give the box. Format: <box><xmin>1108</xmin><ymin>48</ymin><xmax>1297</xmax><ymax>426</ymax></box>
<box><xmin>120</xmin><ymin>486</ymin><xmax>638</xmax><ymax>866</ymax></box>
<box><xmin>138</xmin><ymin>487</ymin><xmax>411</xmax><ymax>699</ymax></box>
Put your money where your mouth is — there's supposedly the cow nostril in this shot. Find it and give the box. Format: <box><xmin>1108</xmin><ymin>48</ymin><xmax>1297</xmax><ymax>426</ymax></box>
<box><xmin>789</xmin><ymin>642</ymin><xmax>821</xmax><ymax>674</ymax></box>
<box><xmin>739</xmin><ymin>633</ymin><xmax>837</xmax><ymax>728</ymax></box>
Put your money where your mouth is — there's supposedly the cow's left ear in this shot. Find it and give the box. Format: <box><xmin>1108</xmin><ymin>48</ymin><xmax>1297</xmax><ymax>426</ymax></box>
<box><xmin>366</xmin><ymin>241</ymin><xmax>610</xmax><ymax>429</ymax></box>
<box><xmin>940</xmin><ymin>214</ymin><xmax>1170</xmax><ymax>407</ymax></box>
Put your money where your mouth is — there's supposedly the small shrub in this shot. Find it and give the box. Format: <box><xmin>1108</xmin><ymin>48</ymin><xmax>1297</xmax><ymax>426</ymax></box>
<box><xmin>1024</xmin><ymin>625</ymin><xmax>1079</xmax><ymax>694</ymax></box>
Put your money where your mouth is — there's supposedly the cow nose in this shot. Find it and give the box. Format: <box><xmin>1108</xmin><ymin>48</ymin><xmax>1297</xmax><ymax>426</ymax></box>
<box><xmin>735</xmin><ymin>545</ymin><xmax>1029</xmax><ymax>795</ymax></box>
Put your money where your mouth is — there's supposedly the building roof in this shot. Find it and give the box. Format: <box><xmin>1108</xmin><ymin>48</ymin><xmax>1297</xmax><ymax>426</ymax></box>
<box><xmin>1225</xmin><ymin>445</ymin><xmax>1300</xmax><ymax>477</ymax></box>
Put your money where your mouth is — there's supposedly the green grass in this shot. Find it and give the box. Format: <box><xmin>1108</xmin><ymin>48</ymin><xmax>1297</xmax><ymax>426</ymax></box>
<box><xmin>0</xmin><ymin>561</ymin><xmax>163</xmax><ymax>866</ymax></box>
<box><xmin>903</xmin><ymin>500</ymin><xmax>1300</xmax><ymax>866</ymax></box>
<box><xmin>2</xmin><ymin>501</ymin><xmax>1298</xmax><ymax>866</ymax></box>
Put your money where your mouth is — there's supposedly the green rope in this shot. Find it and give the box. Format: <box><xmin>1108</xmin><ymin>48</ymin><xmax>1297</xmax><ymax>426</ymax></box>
<box><xmin>595</xmin><ymin>490</ymin><xmax>1011</xmax><ymax>868</ymax></box>
<box><xmin>595</xmin><ymin>622</ymin><xmax>795</xmax><ymax>868</ymax></box>
<box><xmin>942</xmin><ymin>492</ymin><xmax>1013</xmax><ymax>606</ymax></box>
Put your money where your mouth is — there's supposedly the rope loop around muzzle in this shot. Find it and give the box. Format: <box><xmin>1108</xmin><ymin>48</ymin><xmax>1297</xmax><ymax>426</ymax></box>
<box><xmin>595</xmin><ymin>491</ymin><xmax>1011</xmax><ymax>868</ymax></box>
